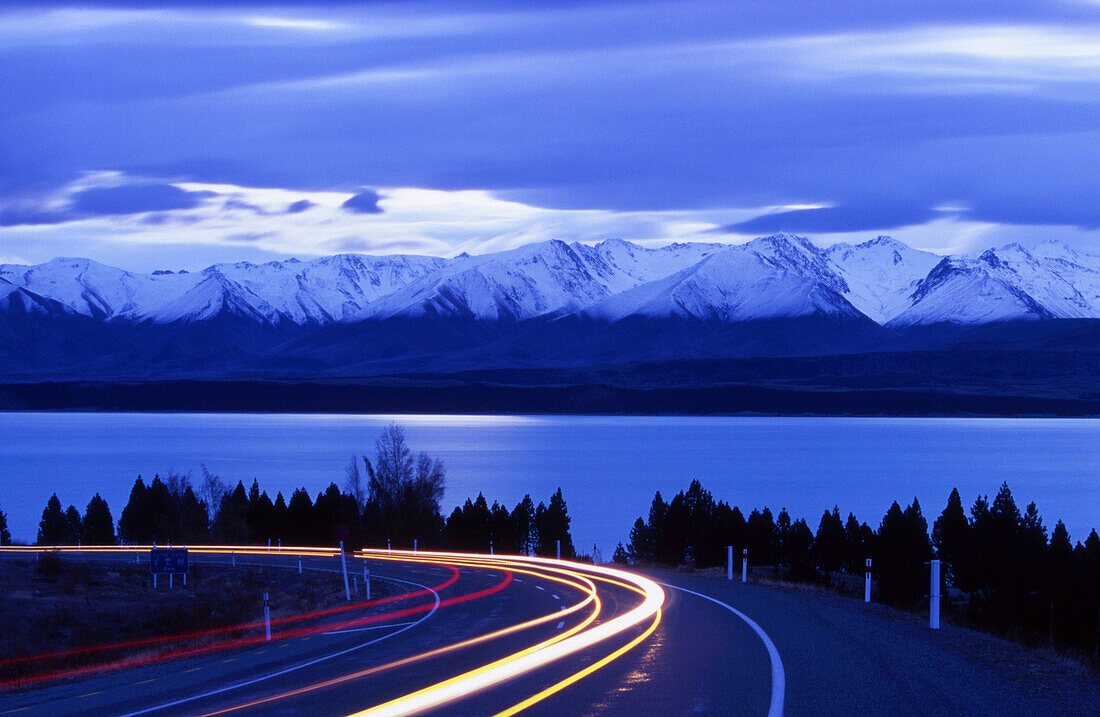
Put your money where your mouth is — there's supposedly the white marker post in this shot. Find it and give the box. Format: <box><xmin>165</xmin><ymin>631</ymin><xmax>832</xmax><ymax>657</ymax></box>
<box><xmin>298</xmin><ymin>556</ymin><xmax>302</xmax><ymax>574</ymax></box>
<box><xmin>339</xmin><ymin>540</ymin><xmax>351</xmax><ymax>601</ymax></box>
<box><xmin>742</xmin><ymin>549</ymin><xmax>748</xmax><ymax>583</ymax></box>
<box><xmin>267</xmin><ymin>538</ymin><xmax>271</xmax><ymax>552</ymax></box>
<box><xmin>353</xmin><ymin>577</ymin><xmax>358</xmax><ymax>593</ymax></box>
<box><xmin>263</xmin><ymin>592</ymin><xmax>271</xmax><ymax>641</ymax></box>
<box><xmin>364</xmin><ymin>565</ymin><xmax>371</xmax><ymax>600</ymax></box>
<box><xmin>727</xmin><ymin>546</ymin><xmax>733</xmax><ymax>581</ymax></box>
<box><xmin>490</xmin><ymin>540</ymin><xmax>494</xmax><ymax>556</ymax></box>
<box><xmin>232</xmin><ymin>552</ymin><xmax>236</xmax><ymax>568</ymax></box>
<box><xmin>930</xmin><ymin>559</ymin><xmax>941</xmax><ymax>629</ymax></box>
<box><xmin>387</xmin><ymin>539</ymin><xmax>391</xmax><ymax>553</ymax></box>
<box><xmin>413</xmin><ymin>539</ymin><xmax>418</xmax><ymax>553</ymax></box>
<box><xmin>865</xmin><ymin>558</ymin><xmax>872</xmax><ymax>603</ymax></box>
<box><xmin>556</xmin><ymin>540</ymin><xmax>561</xmax><ymax>560</ymax></box>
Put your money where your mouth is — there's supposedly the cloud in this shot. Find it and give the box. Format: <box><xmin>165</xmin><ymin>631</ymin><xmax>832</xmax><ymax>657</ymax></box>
<box><xmin>721</xmin><ymin>203</ymin><xmax>944</xmax><ymax>235</ymax></box>
<box><xmin>286</xmin><ymin>199</ymin><xmax>314</xmax><ymax>214</ymax></box>
<box><xmin>69</xmin><ymin>183</ymin><xmax>209</xmax><ymax>215</ymax></box>
<box><xmin>341</xmin><ymin>190</ymin><xmax>383</xmax><ymax>214</ymax></box>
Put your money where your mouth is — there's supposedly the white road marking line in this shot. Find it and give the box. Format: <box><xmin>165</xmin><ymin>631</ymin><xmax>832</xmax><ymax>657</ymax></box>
<box><xmin>556</xmin><ymin>621</ymin><xmax>565</xmax><ymax>630</ymax></box>
<box><xmin>658</xmin><ymin>582</ymin><xmax>785</xmax><ymax>717</ymax></box>
<box><xmin>552</xmin><ymin>594</ymin><xmax>560</xmax><ymax>600</ymax></box>
<box><xmin>514</xmin><ymin>578</ymin><xmax>523</xmax><ymax>583</ymax></box>
<box><xmin>323</xmin><ymin>622</ymin><xmax>418</xmax><ymax>636</ymax></box>
<box><xmin>534</xmin><ymin>585</ymin><xmax>545</xmax><ymax>591</ymax></box>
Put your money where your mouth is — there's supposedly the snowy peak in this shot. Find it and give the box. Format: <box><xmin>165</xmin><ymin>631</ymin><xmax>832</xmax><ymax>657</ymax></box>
<box><xmin>585</xmin><ymin>243</ymin><xmax>864</xmax><ymax>323</ymax></box>
<box><xmin>3</xmin><ymin>237</ymin><xmax>1100</xmax><ymax>329</ymax></box>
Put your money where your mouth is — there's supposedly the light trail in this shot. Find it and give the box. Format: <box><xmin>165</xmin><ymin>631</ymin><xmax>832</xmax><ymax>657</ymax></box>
<box><xmin>0</xmin><ymin>545</ymin><xmax>666</xmax><ymax>716</ymax></box>
<box><xmin>347</xmin><ymin>550</ymin><xmax>664</xmax><ymax>717</ymax></box>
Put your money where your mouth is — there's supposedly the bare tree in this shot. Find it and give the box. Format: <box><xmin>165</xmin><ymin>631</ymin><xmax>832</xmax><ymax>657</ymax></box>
<box><xmin>200</xmin><ymin>464</ymin><xmax>228</xmax><ymax>518</ymax></box>
<box><xmin>364</xmin><ymin>423</ymin><xmax>415</xmax><ymax>517</ymax></box>
<box><xmin>345</xmin><ymin>455</ymin><xmax>366</xmax><ymax>511</ymax></box>
<box><xmin>412</xmin><ymin>452</ymin><xmax>446</xmax><ymax>518</ymax></box>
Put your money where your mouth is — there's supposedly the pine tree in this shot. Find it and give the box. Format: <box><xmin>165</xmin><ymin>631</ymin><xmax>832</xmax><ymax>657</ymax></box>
<box><xmin>933</xmin><ymin>488</ymin><xmax>971</xmax><ymax>589</ymax></box>
<box><xmin>814</xmin><ymin>507</ymin><xmax>846</xmax><ymax>575</ymax></box>
<box><xmin>0</xmin><ymin>506</ymin><xmax>10</xmax><ymax>546</ymax></box>
<box><xmin>117</xmin><ymin>477</ymin><xmax>152</xmax><ymax>544</ymax></box>
<box><xmin>874</xmin><ymin>499</ymin><xmax>930</xmax><ymax>605</ymax></box>
<box><xmin>535</xmin><ymin>488</ymin><xmax>574</xmax><ymax>558</ymax></box>
<box><xmin>37</xmin><ymin>494</ymin><xmax>67</xmax><ymax>545</ymax></box>
<box><xmin>81</xmin><ymin>493</ymin><xmax>116</xmax><ymax>545</ymax></box>
<box><xmin>511</xmin><ymin>495</ymin><xmax>537</xmax><ymax>556</ymax></box>
<box><xmin>286</xmin><ymin>488</ymin><xmax>314</xmax><ymax>546</ymax></box>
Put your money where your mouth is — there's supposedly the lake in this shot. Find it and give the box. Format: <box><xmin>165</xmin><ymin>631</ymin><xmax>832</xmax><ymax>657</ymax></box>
<box><xmin>1</xmin><ymin>413</ymin><xmax>1097</xmax><ymax>556</ymax></box>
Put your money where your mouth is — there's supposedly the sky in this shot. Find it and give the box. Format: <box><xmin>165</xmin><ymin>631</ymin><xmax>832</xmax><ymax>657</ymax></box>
<box><xmin>2</xmin><ymin>1</ymin><xmax>1100</xmax><ymax>271</ymax></box>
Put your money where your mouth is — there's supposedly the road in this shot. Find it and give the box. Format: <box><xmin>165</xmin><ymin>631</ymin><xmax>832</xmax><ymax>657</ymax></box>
<box><xmin>1</xmin><ymin>547</ymin><xmax>1096</xmax><ymax>716</ymax></box>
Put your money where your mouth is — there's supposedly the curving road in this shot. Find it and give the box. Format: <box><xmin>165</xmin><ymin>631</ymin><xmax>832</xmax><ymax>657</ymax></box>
<box><xmin>2</xmin><ymin>546</ymin><xmax>1095</xmax><ymax>716</ymax></box>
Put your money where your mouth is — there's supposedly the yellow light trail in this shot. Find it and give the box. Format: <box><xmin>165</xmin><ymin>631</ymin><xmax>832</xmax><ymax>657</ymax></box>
<box><xmin>348</xmin><ymin>550</ymin><xmax>664</xmax><ymax>717</ymax></box>
<box><xmin>0</xmin><ymin>545</ymin><xmax>665</xmax><ymax>716</ymax></box>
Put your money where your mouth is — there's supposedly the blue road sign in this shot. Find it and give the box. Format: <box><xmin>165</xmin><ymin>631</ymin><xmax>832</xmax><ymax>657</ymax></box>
<box><xmin>150</xmin><ymin>548</ymin><xmax>188</xmax><ymax>574</ymax></box>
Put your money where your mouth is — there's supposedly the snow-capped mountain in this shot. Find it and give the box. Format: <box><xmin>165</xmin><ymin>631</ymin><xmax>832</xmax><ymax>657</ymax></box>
<box><xmin>4</xmin><ymin>234</ymin><xmax>1100</xmax><ymax>378</ymax></box>
<box><xmin>5</xmin><ymin>236</ymin><xmax>1100</xmax><ymax>329</ymax></box>
<box><xmin>585</xmin><ymin>238</ymin><xmax>863</xmax><ymax>322</ymax></box>
<box><xmin>362</xmin><ymin>239</ymin><xmax>721</xmax><ymax>321</ymax></box>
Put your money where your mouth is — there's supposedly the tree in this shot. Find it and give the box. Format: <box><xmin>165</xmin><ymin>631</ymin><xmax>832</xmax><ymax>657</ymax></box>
<box><xmin>81</xmin><ymin>494</ymin><xmax>116</xmax><ymax>545</ymax></box>
<box><xmin>932</xmin><ymin>488</ymin><xmax>971</xmax><ymax>589</ymax></box>
<box><xmin>286</xmin><ymin>488</ymin><xmax>314</xmax><ymax>546</ymax></box>
<box><xmin>117</xmin><ymin>477</ymin><xmax>152</xmax><ymax>544</ymax></box>
<box><xmin>37</xmin><ymin>494</ymin><xmax>67</xmax><ymax>545</ymax></box>
<box><xmin>814</xmin><ymin>507</ymin><xmax>846</xmax><ymax>575</ymax></box>
<box><xmin>214</xmin><ymin>482</ymin><xmax>251</xmax><ymax>544</ymax></box>
<box><xmin>535</xmin><ymin>488</ymin><xmax>574</xmax><ymax>558</ymax></box>
<box><xmin>363</xmin><ymin>424</ymin><xmax>445</xmax><ymax>546</ymax></box>
<box><xmin>0</xmin><ymin>505</ymin><xmax>10</xmax><ymax>546</ymax></box>
<box><xmin>874</xmin><ymin>499</ymin><xmax>930</xmax><ymax>606</ymax></box>
<box><xmin>345</xmin><ymin>455</ymin><xmax>366</xmax><ymax>511</ymax></box>
<box><xmin>511</xmin><ymin>495</ymin><xmax>537</xmax><ymax>556</ymax></box>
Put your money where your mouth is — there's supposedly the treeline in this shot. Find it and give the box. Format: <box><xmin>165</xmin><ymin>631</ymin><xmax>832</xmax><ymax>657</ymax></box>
<box><xmin>28</xmin><ymin>424</ymin><xmax>577</xmax><ymax>558</ymax></box>
<box><xmin>615</xmin><ymin>479</ymin><xmax>1100</xmax><ymax>661</ymax></box>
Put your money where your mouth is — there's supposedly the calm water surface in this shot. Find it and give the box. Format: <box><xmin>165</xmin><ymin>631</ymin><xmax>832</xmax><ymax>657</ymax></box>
<box><xmin>1</xmin><ymin>413</ymin><xmax>1097</xmax><ymax>555</ymax></box>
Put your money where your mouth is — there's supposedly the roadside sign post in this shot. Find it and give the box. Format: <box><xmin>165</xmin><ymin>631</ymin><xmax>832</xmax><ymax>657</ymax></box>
<box><xmin>263</xmin><ymin>592</ymin><xmax>271</xmax><ymax>641</ymax></box>
<box><xmin>930</xmin><ymin>559</ymin><xmax>941</xmax><ymax>629</ymax></box>
<box><xmin>865</xmin><ymin>559</ymin><xmax>872</xmax><ymax>603</ymax></box>
<box><xmin>339</xmin><ymin>540</ymin><xmax>351</xmax><ymax>601</ymax></box>
<box><xmin>150</xmin><ymin>547</ymin><xmax>188</xmax><ymax>590</ymax></box>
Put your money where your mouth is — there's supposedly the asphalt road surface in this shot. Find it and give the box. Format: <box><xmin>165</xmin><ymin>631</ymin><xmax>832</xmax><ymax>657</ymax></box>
<box><xmin>0</xmin><ymin>547</ymin><xmax>1096</xmax><ymax>716</ymax></box>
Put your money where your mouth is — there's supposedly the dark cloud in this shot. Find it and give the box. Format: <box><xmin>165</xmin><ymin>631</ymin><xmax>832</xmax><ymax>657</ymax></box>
<box><xmin>341</xmin><ymin>190</ymin><xmax>383</xmax><ymax>214</ymax></box>
<box><xmin>70</xmin><ymin>184</ymin><xmax>210</xmax><ymax>216</ymax></box>
<box><xmin>286</xmin><ymin>199</ymin><xmax>315</xmax><ymax>214</ymax></box>
<box><xmin>720</xmin><ymin>204</ymin><xmax>944</xmax><ymax>235</ymax></box>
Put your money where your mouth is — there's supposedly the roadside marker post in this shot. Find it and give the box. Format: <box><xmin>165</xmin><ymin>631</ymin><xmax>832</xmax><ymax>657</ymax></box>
<box><xmin>353</xmin><ymin>577</ymin><xmax>358</xmax><ymax>593</ymax></box>
<box><xmin>865</xmin><ymin>559</ymin><xmax>872</xmax><ymax>603</ymax></box>
<box><xmin>727</xmin><ymin>546</ymin><xmax>733</xmax><ymax>581</ymax></box>
<box><xmin>298</xmin><ymin>557</ymin><xmax>302</xmax><ymax>574</ymax></box>
<box><xmin>364</xmin><ymin>565</ymin><xmax>371</xmax><ymax>600</ymax></box>
<box><xmin>339</xmin><ymin>540</ymin><xmax>351</xmax><ymax>601</ymax></box>
<box><xmin>930</xmin><ymin>559</ymin><xmax>941</xmax><ymax>629</ymax></box>
<box><xmin>263</xmin><ymin>592</ymin><xmax>271</xmax><ymax>641</ymax></box>
<box><xmin>742</xmin><ymin>549</ymin><xmax>748</xmax><ymax>583</ymax></box>
<box><xmin>267</xmin><ymin>539</ymin><xmax>271</xmax><ymax>552</ymax></box>
<box><xmin>556</xmin><ymin>540</ymin><xmax>561</xmax><ymax>560</ymax></box>
<box><xmin>387</xmin><ymin>539</ymin><xmax>391</xmax><ymax>552</ymax></box>
<box><xmin>490</xmin><ymin>540</ymin><xmax>494</xmax><ymax>556</ymax></box>
<box><xmin>414</xmin><ymin>539</ymin><xmax>418</xmax><ymax>553</ymax></box>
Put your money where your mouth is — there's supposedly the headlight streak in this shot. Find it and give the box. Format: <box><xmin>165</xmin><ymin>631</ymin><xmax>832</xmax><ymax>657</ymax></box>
<box><xmin>0</xmin><ymin>558</ymin><xmax>461</xmax><ymax>669</ymax></box>
<box><xmin>0</xmin><ymin>546</ymin><xmax>666</xmax><ymax>716</ymax></box>
<box><xmin>193</xmin><ymin>563</ymin><xmax>600</xmax><ymax>717</ymax></box>
<box><xmin>0</xmin><ymin>546</ymin><xmax>493</xmax><ymax>689</ymax></box>
<box><xmin>347</xmin><ymin>551</ymin><xmax>664</xmax><ymax>717</ymax></box>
